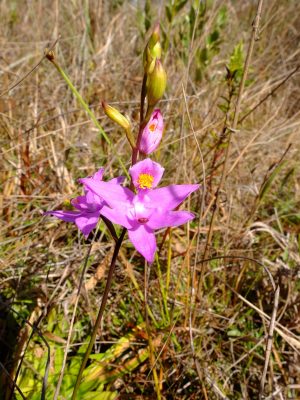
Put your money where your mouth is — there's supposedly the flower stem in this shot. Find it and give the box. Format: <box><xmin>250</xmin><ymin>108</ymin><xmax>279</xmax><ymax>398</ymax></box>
<box><xmin>46</xmin><ymin>54</ymin><xmax>129</xmax><ymax>179</ymax></box>
<box><xmin>70</xmin><ymin>228</ymin><xmax>127</xmax><ymax>400</ymax></box>
<box><xmin>131</xmin><ymin>104</ymin><xmax>154</xmax><ymax>166</ymax></box>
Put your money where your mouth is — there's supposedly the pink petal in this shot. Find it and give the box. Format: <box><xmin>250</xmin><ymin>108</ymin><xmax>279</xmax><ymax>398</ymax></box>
<box><xmin>75</xmin><ymin>213</ymin><xmax>100</xmax><ymax>237</ymax></box>
<box><xmin>147</xmin><ymin>210</ymin><xmax>195</xmax><ymax>229</ymax></box>
<box><xmin>45</xmin><ymin>210</ymin><xmax>80</xmax><ymax>223</ymax></box>
<box><xmin>145</xmin><ymin>184</ymin><xmax>199</xmax><ymax>210</ymax></box>
<box><xmin>71</xmin><ymin>193</ymin><xmax>102</xmax><ymax>211</ymax></box>
<box><xmin>128</xmin><ymin>225</ymin><xmax>157</xmax><ymax>263</ymax></box>
<box><xmin>109</xmin><ymin>176</ymin><xmax>126</xmax><ymax>185</ymax></box>
<box><xmin>139</xmin><ymin>109</ymin><xmax>164</xmax><ymax>155</ymax></box>
<box><xmin>71</xmin><ymin>196</ymin><xmax>88</xmax><ymax>211</ymax></box>
<box><xmin>80</xmin><ymin>179</ymin><xmax>134</xmax><ymax>209</ymax></box>
<box><xmin>129</xmin><ymin>158</ymin><xmax>164</xmax><ymax>191</ymax></box>
<box><xmin>100</xmin><ymin>205</ymin><xmax>132</xmax><ymax>229</ymax></box>
<box><xmin>91</xmin><ymin>168</ymin><xmax>104</xmax><ymax>181</ymax></box>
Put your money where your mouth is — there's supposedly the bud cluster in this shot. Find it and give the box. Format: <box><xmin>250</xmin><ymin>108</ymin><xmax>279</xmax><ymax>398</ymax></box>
<box><xmin>144</xmin><ymin>23</ymin><xmax>167</xmax><ymax>108</ymax></box>
<box><xmin>101</xmin><ymin>24</ymin><xmax>167</xmax><ymax>157</ymax></box>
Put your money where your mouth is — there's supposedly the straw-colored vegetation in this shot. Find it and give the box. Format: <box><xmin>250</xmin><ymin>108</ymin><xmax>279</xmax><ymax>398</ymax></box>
<box><xmin>1</xmin><ymin>0</ymin><xmax>300</xmax><ymax>399</ymax></box>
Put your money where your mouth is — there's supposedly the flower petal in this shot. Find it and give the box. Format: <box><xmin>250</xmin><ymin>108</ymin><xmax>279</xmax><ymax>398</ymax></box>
<box><xmin>109</xmin><ymin>176</ymin><xmax>126</xmax><ymax>185</ymax></box>
<box><xmin>80</xmin><ymin>179</ymin><xmax>134</xmax><ymax>209</ymax></box>
<box><xmin>145</xmin><ymin>184</ymin><xmax>200</xmax><ymax>210</ymax></box>
<box><xmin>147</xmin><ymin>210</ymin><xmax>195</xmax><ymax>229</ymax></box>
<box><xmin>92</xmin><ymin>168</ymin><xmax>105</xmax><ymax>181</ymax></box>
<box><xmin>129</xmin><ymin>158</ymin><xmax>164</xmax><ymax>191</ymax></box>
<box><xmin>74</xmin><ymin>212</ymin><xmax>100</xmax><ymax>237</ymax></box>
<box><xmin>100</xmin><ymin>205</ymin><xmax>132</xmax><ymax>229</ymax></box>
<box><xmin>45</xmin><ymin>210</ymin><xmax>80</xmax><ymax>223</ymax></box>
<box><xmin>139</xmin><ymin>109</ymin><xmax>164</xmax><ymax>155</ymax></box>
<box><xmin>128</xmin><ymin>225</ymin><xmax>157</xmax><ymax>263</ymax></box>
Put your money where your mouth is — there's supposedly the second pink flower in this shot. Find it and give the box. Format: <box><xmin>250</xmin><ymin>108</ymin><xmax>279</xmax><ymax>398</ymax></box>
<box><xmin>139</xmin><ymin>109</ymin><xmax>164</xmax><ymax>155</ymax></box>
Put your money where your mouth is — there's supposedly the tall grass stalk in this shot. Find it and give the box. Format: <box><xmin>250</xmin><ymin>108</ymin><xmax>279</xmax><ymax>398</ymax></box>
<box><xmin>45</xmin><ymin>52</ymin><xmax>129</xmax><ymax>179</ymax></box>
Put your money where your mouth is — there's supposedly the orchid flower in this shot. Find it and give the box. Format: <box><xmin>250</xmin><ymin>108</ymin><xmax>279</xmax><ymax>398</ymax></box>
<box><xmin>81</xmin><ymin>159</ymin><xmax>199</xmax><ymax>263</ymax></box>
<box><xmin>139</xmin><ymin>109</ymin><xmax>164</xmax><ymax>155</ymax></box>
<box><xmin>45</xmin><ymin>169</ymin><xmax>124</xmax><ymax>237</ymax></box>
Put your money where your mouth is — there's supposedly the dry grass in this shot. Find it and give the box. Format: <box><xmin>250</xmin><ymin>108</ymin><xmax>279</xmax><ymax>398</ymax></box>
<box><xmin>1</xmin><ymin>1</ymin><xmax>300</xmax><ymax>399</ymax></box>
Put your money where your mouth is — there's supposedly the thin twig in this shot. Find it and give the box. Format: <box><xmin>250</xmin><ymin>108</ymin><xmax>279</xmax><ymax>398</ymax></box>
<box><xmin>70</xmin><ymin>228</ymin><xmax>126</xmax><ymax>400</ymax></box>
<box><xmin>259</xmin><ymin>285</ymin><xmax>280</xmax><ymax>399</ymax></box>
<box><xmin>53</xmin><ymin>243</ymin><xmax>93</xmax><ymax>400</ymax></box>
<box><xmin>45</xmin><ymin>53</ymin><xmax>129</xmax><ymax>179</ymax></box>
<box><xmin>1</xmin><ymin>304</ymin><xmax>51</xmax><ymax>400</ymax></box>
<box><xmin>0</xmin><ymin>361</ymin><xmax>27</xmax><ymax>400</ymax></box>
<box><xmin>0</xmin><ymin>37</ymin><xmax>60</xmax><ymax>98</ymax></box>
<box><xmin>239</xmin><ymin>64</ymin><xmax>300</xmax><ymax>124</ymax></box>
<box><xmin>144</xmin><ymin>260</ymin><xmax>162</xmax><ymax>400</ymax></box>
<box><xmin>199</xmin><ymin>0</ymin><xmax>265</xmax><ymax>297</ymax></box>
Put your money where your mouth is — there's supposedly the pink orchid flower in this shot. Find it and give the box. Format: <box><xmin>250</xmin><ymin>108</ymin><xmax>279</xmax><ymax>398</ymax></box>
<box><xmin>129</xmin><ymin>158</ymin><xmax>164</xmax><ymax>191</ymax></box>
<box><xmin>139</xmin><ymin>109</ymin><xmax>164</xmax><ymax>155</ymax></box>
<box><xmin>81</xmin><ymin>159</ymin><xmax>199</xmax><ymax>263</ymax></box>
<box><xmin>45</xmin><ymin>169</ymin><xmax>124</xmax><ymax>237</ymax></box>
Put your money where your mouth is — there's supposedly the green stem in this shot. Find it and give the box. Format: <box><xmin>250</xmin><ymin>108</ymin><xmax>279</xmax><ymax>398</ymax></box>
<box><xmin>131</xmin><ymin>104</ymin><xmax>154</xmax><ymax>166</ymax></box>
<box><xmin>155</xmin><ymin>254</ymin><xmax>170</xmax><ymax>324</ymax></box>
<box><xmin>71</xmin><ymin>228</ymin><xmax>127</xmax><ymax>400</ymax></box>
<box><xmin>49</xmin><ymin>57</ymin><xmax>129</xmax><ymax>179</ymax></box>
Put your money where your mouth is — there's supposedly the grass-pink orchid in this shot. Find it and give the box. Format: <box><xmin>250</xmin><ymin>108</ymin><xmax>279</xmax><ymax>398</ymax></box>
<box><xmin>45</xmin><ymin>168</ymin><xmax>124</xmax><ymax>237</ymax></box>
<box><xmin>129</xmin><ymin>157</ymin><xmax>164</xmax><ymax>191</ymax></box>
<box><xmin>81</xmin><ymin>159</ymin><xmax>199</xmax><ymax>263</ymax></box>
<box><xmin>139</xmin><ymin>109</ymin><xmax>164</xmax><ymax>155</ymax></box>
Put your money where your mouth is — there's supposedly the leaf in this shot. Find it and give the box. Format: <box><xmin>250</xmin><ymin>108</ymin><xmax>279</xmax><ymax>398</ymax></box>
<box><xmin>216</xmin><ymin>5</ymin><xmax>227</xmax><ymax>28</ymax></box>
<box><xmin>259</xmin><ymin>161</ymin><xmax>288</xmax><ymax>201</ymax></box>
<box><xmin>228</xmin><ymin>41</ymin><xmax>244</xmax><ymax>76</ymax></box>
<box><xmin>227</xmin><ymin>328</ymin><xmax>242</xmax><ymax>337</ymax></box>
<box><xmin>165</xmin><ymin>5</ymin><xmax>173</xmax><ymax>23</ymax></box>
<box><xmin>174</xmin><ymin>0</ymin><xmax>188</xmax><ymax>13</ymax></box>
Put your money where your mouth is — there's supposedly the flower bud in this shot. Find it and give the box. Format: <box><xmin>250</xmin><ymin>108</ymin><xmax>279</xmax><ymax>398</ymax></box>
<box><xmin>148</xmin><ymin>23</ymin><xmax>160</xmax><ymax>49</ymax></box>
<box><xmin>139</xmin><ymin>109</ymin><xmax>164</xmax><ymax>154</ymax></box>
<box><xmin>102</xmin><ymin>102</ymin><xmax>130</xmax><ymax>131</ymax></box>
<box><xmin>146</xmin><ymin>60</ymin><xmax>167</xmax><ymax>107</ymax></box>
<box><xmin>143</xmin><ymin>23</ymin><xmax>162</xmax><ymax>74</ymax></box>
<box><xmin>151</xmin><ymin>41</ymin><xmax>162</xmax><ymax>59</ymax></box>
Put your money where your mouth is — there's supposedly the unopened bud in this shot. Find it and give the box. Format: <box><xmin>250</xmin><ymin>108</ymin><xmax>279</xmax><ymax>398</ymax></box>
<box><xmin>143</xmin><ymin>23</ymin><xmax>162</xmax><ymax>74</ymax></box>
<box><xmin>139</xmin><ymin>109</ymin><xmax>164</xmax><ymax>155</ymax></box>
<box><xmin>147</xmin><ymin>60</ymin><xmax>167</xmax><ymax>106</ymax></box>
<box><xmin>151</xmin><ymin>41</ymin><xmax>162</xmax><ymax>59</ymax></box>
<box><xmin>148</xmin><ymin>23</ymin><xmax>160</xmax><ymax>49</ymax></box>
<box><xmin>102</xmin><ymin>102</ymin><xmax>130</xmax><ymax>131</ymax></box>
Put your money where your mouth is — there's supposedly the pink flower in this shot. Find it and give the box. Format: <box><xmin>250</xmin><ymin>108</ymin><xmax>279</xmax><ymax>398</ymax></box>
<box><xmin>81</xmin><ymin>160</ymin><xmax>199</xmax><ymax>263</ymax></box>
<box><xmin>45</xmin><ymin>169</ymin><xmax>124</xmax><ymax>237</ymax></box>
<box><xmin>129</xmin><ymin>158</ymin><xmax>164</xmax><ymax>191</ymax></box>
<box><xmin>139</xmin><ymin>109</ymin><xmax>164</xmax><ymax>155</ymax></box>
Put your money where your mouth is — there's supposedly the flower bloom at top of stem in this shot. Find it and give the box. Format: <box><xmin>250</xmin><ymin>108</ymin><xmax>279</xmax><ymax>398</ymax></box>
<box><xmin>129</xmin><ymin>158</ymin><xmax>164</xmax><ymax>191</ymax></box>
<box><xmin>45</xmin><ymin>169</ymin><xmax>124</xmax><ymax>237</ymax></box>
<box><xmin>81</xmin><ymin>165</ymin><xmax>199</xmax><ymax>263</ymax></box>
<box><xmin>139</xmin><ymin>109</ymin><xmax>164</xmax><ymax>155</ymax></box>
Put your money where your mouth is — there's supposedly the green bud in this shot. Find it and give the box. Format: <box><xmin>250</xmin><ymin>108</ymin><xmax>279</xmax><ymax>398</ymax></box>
<box><xmin>143</xmin><ymin>23</ymin><xmax>162</xmax><ymax>74</ymax></box>
<box><xmin>147</xmin><ymin>59</ymin><xmax>167</xmax><ymax>107</ymax></box>
<box><xmin>148</xmin><ymin>22</ymin><xmax>160</xmax><ymax>49</ymax></box>
<box><xmin>151</xmin><ymin>41</ymin><xmax>162</xmax><ymax>59</ymax></box>
<box><xmin>102</xmin><ymin>102</ymin><xmax>135</xmax><ymax>149</ymax></box>
<box><xmin>147</xmin><ymin>55</ymin><xmax>156</xmax><ymax>75</ymax></box>
<box><xmin>102</xmin><ymin>102</ymin><xmax>130</xmax><ymax>131</ymax></box>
